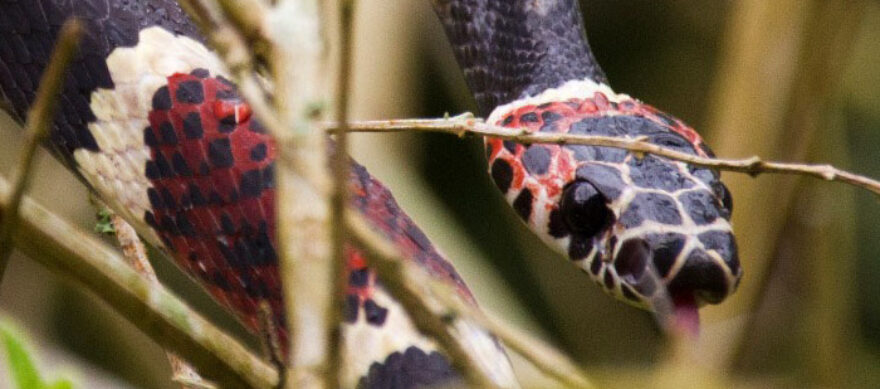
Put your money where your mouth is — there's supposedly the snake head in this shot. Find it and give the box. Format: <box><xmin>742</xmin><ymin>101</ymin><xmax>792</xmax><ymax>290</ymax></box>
<box><xmin>486</xmin><ymin>80</ymin><xmax>742</xmax><ymax>314</ymax></box>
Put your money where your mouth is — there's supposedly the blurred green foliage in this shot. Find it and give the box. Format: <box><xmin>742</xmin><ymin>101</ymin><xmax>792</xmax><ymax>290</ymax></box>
<box><xmin>1</xmin><ymin>320</ymin><xmax>74</xmax><ymax>389</ymax></box>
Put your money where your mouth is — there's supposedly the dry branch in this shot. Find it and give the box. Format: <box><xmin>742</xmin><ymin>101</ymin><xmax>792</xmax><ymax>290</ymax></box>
<box><xmin>331</xmin><ymin>115</ymin><xmax>880</xmax><ymax>198</ymax></box>
<box><xmin>180</xmin><ymin>1</ymin><xmax>335</xmax><ymax>387</ymax></box>
<box><xmin>264</xmin><ymin>2</ymin><xmax>334</xmax><ymax>388</ymax></box>
<box><xmin>0</xmin><ymin>176</ymin><xmax>279</xmax><ymax>389</ymax></box>
<box><xmin>327</xmin><ymin>0</ymin><xmax>357</xmax><ymax>385</ymax></box>
<box><xmin>0</xmin><ymin>20</ymin><xmax>82</xmax><ymax>279</ymax></box>
<box><xmin>346</xmin><ymin>212</ymin><xmax>501</xmax><ymax>388</ymax></box>
<box><xmin>347</xmin><ymin>209</ymin><xmax>593</xmax><ymax>387</ymax></box>
<box><xmin>101</xmin><ymin>207</ymin><xmax>216</xmax><ymax>389</ymax></box>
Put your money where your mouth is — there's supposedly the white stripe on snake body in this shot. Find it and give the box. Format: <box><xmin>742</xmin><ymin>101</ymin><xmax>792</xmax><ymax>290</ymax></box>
<box><xmin>75</xmin><ymin>27</ymin><xmax>227</xmax><ymax>246</ymax></box>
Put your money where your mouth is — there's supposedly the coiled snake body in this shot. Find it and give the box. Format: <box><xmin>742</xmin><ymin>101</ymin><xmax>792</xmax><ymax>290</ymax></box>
<box><xmin>0</xmin><ymin>0</ymin><xmax>741</xmax><ymax>387</ymax></box>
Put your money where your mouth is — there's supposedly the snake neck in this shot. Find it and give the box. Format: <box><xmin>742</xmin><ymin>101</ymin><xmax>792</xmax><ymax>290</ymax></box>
<box><xmin>432</xmin><ymin>0</ymin><xmax>608</xmax><ymax>116</ymax></box>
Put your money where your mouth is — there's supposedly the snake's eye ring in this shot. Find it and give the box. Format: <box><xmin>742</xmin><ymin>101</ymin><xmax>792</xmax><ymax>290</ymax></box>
<box><xmin>560</xmin><ymin>180</ymin><xmax>613</xmax><ymax>237</ymax></box>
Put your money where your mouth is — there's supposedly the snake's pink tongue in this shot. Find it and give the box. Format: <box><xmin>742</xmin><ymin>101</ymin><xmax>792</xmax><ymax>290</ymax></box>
<box><xmin>672</xmin><ymin>294</ymin><xmax>700</xmax><ymax>337</ymax></box>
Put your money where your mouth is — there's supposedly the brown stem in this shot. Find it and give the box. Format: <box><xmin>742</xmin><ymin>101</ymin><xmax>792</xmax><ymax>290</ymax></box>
<box><xmin>102</xmin><ymin>209</ymin><xmax>216</xmax><ymax>389</ymax></box>
<box><xmin>326</xmin><ymin>116</ymin><xmax>880</xmax><ymax>197</ymax></box>
<box><xmin>346</xmin><ymin>212</ymin><xmax>500</xmax><ymax>388</ymax></box>
<box><xmin>327</xmin><ymin>0</ymin><xmax>357</xmax><ymax>386</ymax></box>
<box><xmin>0</xmin><ymin>20</ymin><xmax>83</xmax><ymax>280</ymax></box>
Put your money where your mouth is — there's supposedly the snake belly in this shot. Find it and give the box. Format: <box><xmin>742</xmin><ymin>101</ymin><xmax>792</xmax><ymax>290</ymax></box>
<box><xmin>0</xmin><ymin>1</ymin><xmax>518</xmax><ymax>387</ymax></box>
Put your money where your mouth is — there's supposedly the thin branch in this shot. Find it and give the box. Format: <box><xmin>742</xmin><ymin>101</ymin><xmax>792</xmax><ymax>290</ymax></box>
<box><xmin>100</xmin><ymin>207</ymin><xmax>216</xmax><ymax>389</ymax></box>
<box><xmin>346</xmin><ymin>212</ymin><xmax>500</xmax><ymax>388</ymax></box>
<box><xmin>178</xmin><ymin>2</ymin><xmax>335</xmax><ymax>388</ymax></box>
<box><xmin>328</xmin><ymin>115</ymin><xmax>880</xmax><ymax>197</ymax></box>
<box><xmin>327</xmin><ymin>0</ymin><xmax>356</xmax><ymax>386</ymax></box>
<box><xmin>266</xmin><ymin>2</ymin><xmax>333</xmax><ymax>388</ymax></box>
<box><xmin>429</xmin><ymin>288</ymin><xmax>595</xmax><ymax>389</ymax></box>
<box><xmin>0</xmin><ymin>20</ymin><xmax>82</xmax><ymax>280</ymax></box>
<box><xmin>0</xmin><ymin>176</ymin><xmax>279</xmax><ymax>389</ymax></box>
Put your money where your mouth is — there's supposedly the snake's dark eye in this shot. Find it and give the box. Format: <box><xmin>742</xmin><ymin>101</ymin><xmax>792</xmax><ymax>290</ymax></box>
<box><xmin>561</xmin><ymin>181</ymin><xmax>613</xmax><ymax>237</ymax></box>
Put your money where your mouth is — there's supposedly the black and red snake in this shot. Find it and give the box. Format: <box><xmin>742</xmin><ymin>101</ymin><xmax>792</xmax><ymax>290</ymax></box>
<box><xmin>0</xmin><ymin>0</ymin><xmax>742</xmax><ymax>387</ymax></box>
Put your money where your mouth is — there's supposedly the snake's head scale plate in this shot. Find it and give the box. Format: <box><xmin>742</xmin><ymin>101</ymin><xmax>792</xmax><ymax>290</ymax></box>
<box><xmin>485</xmin><ymin>79</ymin><xmax>743</xmax><ymax>315</ymax></box>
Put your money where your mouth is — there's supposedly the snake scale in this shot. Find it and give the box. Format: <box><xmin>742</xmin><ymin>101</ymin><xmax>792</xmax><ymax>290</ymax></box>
<box><xmin>0</xmin><ymin>0</ymin><xmax>741</xmax><ymax>387</ymax></box>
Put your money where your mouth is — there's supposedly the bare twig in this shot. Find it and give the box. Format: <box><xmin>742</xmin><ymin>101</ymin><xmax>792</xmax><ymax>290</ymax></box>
<box><xmin>178</xmin><ymin>2</ymin><xmax>335</xmax><ymax>387</ymax></box>
<box><xmin>430</xmin><ymin>290</ymin><xmax>594</xmax><ymax>389</ymax></box>
<box><xmin>327</xmin><ymin>0</ymin><xmax>356</xmax><ymax>385</ymax></box>
<box><xmin>257</xmin><ymin>301</ymin><xmax>287</xmax><ymax>379</ymax></box>
<box><xmin>346</xmin><ymin>212</ymin><xmax>500</xmax><ymax>388</ymax></box>
<box><xmin>0</xmin><ymin>20</ymin><xmax>82</xmax><ymax>280</ymax></box>
<box><xmin>265</xmin><ymin>2</ymin><xmax>333</xmax><ymax>388</ymax></box>
<box><xmin>100</xmin><ymin>207</ymin><xmax>216</xmax><ymax>389</ymax></box>
<box><xmin>348</xmin><ymin>209</ymin><xmax>594</xmax><ymax>387</ymax></box>
<box><xmin>328</xmin><ymin>115</ymin><xmax>880</xmax><ymax>197</ymax></box>
<box><xmin>0</xmin><ymin>176</ymin><xmax>279</xmax><ymax>389</ymax></box>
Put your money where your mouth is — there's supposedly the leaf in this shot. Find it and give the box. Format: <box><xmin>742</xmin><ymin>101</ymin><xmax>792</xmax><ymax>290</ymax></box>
<box><xmin>94</xmin><ymin>209</ymin><xmax>116</xmax><ymax>236</ymax></box>
<box><xmin>1</xmin><ymin>321</ymin><xmax>75</xmax><ymax>389</ymax></box>
<box><xmin>45</xmin><ymin>379</ymin><xmax>74</xmax><ymax>389</ymax></box>
<box><xmin>1</xmin><ymin>322</ymin><xmax>44</xmax><ymax>389</ymax></box>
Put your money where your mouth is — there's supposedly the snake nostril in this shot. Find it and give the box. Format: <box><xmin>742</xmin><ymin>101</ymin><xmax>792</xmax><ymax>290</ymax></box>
<box><xmin>615</xmin><ymin>239</ymin><xmax>650</xmax><ymax>284</ymax></box>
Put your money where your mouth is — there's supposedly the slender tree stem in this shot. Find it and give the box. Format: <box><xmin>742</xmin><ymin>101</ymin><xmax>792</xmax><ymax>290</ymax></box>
<box><xmin>327</xmin><ymin>0</ymin><xmax>356</xmax><ymax>386</ymax></box>
<box><xmin>100</xmin><ymin>207</ymin><xmax>216</xmax><ymax>389</ymax></box>
<box><xmin>0</xmin><ymin>20</ymin><xmax>82</xmax><ymax>280</ymax></box>
<box><xmin>346</xmin><ymin>212</ymin><xmax>500</xmax><ymax>388</ymax></box>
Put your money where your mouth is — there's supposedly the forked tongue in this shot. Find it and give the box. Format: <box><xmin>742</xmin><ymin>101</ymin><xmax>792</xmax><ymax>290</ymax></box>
<box><xmin>645</xmin><ymin>264</ymin><xmax>701</xmax><ymax>338</ymax></box>
<box><xmin>671</xmin><ymin>294</ymin><xmax>700</xmax><ymax>337</ymax></box>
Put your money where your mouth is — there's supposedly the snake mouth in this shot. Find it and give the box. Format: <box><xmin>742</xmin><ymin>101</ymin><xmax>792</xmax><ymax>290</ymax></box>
<box><xmin>611</xmin><ymin>234</ymin><xmax>740</xmax><ymax>315</ymax></box>
<box><xmin>667</xmin><ymin>247</ymin><xmax>738</xmax><ymax>306</ymax></box>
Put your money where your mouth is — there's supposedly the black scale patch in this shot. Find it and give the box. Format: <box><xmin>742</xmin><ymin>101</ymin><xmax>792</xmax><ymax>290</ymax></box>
<box><xmin>698</xmin><ymin>230</ymin><xmax>739</xmax><ymax>272</ymax></box>
<box><xmin>628</xmin><ymin>156</ymin><xmax>693</xmax><ymax>192</ymax></box>
<box><xmin>644</xmin><ymin>232</ymin><xmax>687</xmax><ymax>278</ymax></box>
<box><xmin>574</xmin><ymin>164</ymin><xmax>624</xmax><ymax>200</ymax></box>
<box><xmin>512</xmin><ymin>189</ymin><xmax>533</xmax><ymax>221</ymax></box>
<box><xmin>619</xmin><ymin>192</ymin><xmax>683</xmax><ymax>228</ymax></box>
<box><xmin>490</xmin><ymin>158</ymin><xmax>514</xmax><ymax>193</ymax></box>
<box><xmin>358</xmin><ymin>347</ymin><xmax>459</xmax><ymax>389</ymax></box>
<box><xmin>679</xmin><ymin>190</ymin><xmax>721</xmax><ymax>225</ymax></box>
<box><xmin>522</xmin><ymin>145</ymin><xmax>551</xmax><ymax>175</ymax></box>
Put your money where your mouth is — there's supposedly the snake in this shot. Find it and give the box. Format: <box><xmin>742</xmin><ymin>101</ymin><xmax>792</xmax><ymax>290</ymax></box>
<box><xmin>0</xmin><ymin>0</ymin><xmax>742</xmax><ymax>388</ymax></box>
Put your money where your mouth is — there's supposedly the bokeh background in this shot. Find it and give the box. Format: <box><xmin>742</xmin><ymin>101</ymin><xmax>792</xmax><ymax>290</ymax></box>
<box><xmin>2</xmin><ymin>0</ymin><xmax>880</xmax><ymax>387</ymax></box>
